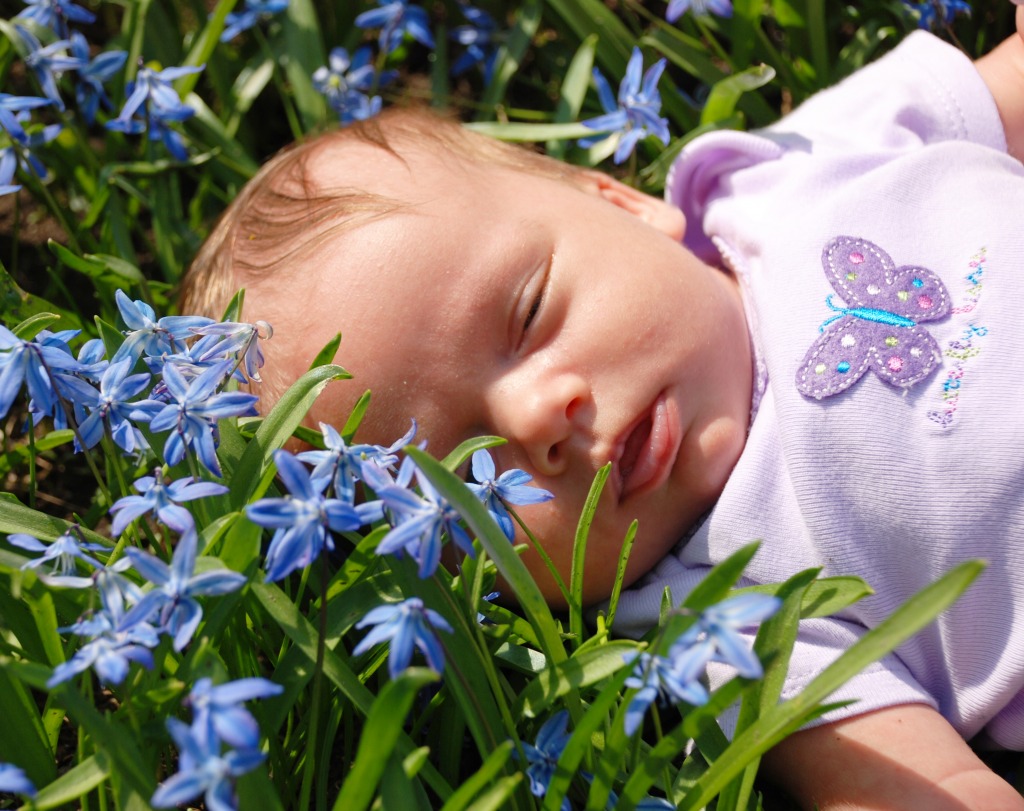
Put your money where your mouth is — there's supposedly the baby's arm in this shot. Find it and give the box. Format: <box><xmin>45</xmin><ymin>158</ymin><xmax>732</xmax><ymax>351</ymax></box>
<box><xmin>974</xmin><ymin>5</ymin><xmax>1024</xmax><ymax>160</ymax></box>
<box><xmin>763</xmin><ymin>703</ymin><xmax>1024</xmax><ymax>810</ymax></box>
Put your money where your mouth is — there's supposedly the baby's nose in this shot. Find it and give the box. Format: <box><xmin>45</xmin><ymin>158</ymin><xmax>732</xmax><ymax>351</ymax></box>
<box><xmin>491</xmin><ymin>374</ymin><xmax>588</xmax><ymax>477</ymax></box>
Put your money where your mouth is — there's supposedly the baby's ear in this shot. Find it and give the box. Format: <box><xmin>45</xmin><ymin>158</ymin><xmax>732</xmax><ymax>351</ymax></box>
<box><xmin>580</xmin><ymin>170</ymin><xmax>686</xmax><ymax>241</ymax></box>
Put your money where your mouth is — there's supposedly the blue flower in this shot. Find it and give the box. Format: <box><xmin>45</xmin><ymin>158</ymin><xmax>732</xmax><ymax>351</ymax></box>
<box><xmin>132</xmin><ymin>359</ymin><xmax>258</xmax><ymax>476</ymax></box>
<box><xmin>16</xmin><ymin>0</ymin><xmax>95</xmax><ymax>37</ymax></box>
<box><xmin>69</xmin><ymin>33</ymin><xmax>128</xmax><ymax>125</ymax></box>
<box><xmin>187</xmin><ymin>677</ymin><xmax>283</xmax><ymax>752</ymax></box>
<box><xmin>296</xmin><ymin>420</ymin><xmax>415</xmax><ymax>503</ymax></box>
<box><xmin>0</xmin><ymin>763</ymin><xmax>37</xmax><ymax>797</ymax></box>
<box><xmin>123</xmin><ymin>521</ymin><xmax>247</xmax><ymax>651</ymax></box>
<box><xmin>450</xmin><ymin>4</ymin><xmax>499</xmax><ymax>83</ymax></box>
<box><xmin>0</xmin><ymin>324</ymin><xmax>82</xmax><ymax>421</ymax></box>
<box><xmin>355</xmin><ymin>0</ymin><xmax>435</xmax><ymax>54</ymax></box>
<box><xmin>352</xmin><ymin>597</ymin><xmax>453</xmax><ymax>678</ymax></box>
<box><xmin>246</xmin><ymin>450</ymin><xmax>382</xmax><ymax>582</ymax></box>
<box><xmin>111</xmin><ymin>289</ymin><xmax>214</xmax><ymax>364</ymax></box>
<box><xmin>47</xmin><ymin>587</ymin><xmax>160</xmax><ymax>687</ymax></box>
<box><xmin>188</xmin><ymin>319</ymin><xmax>274</xmax><ymax>384</ymax></box>
<box><xmin>106</xmin><ymin>62</ymin><xmax>205</xmax><ymax>160</ymax></box>
<box><xmin>466</xmin><ymin>448</ymin><xmax>553</xmax><ymax>540</ymax></box>
<box><xmin>0</xmin><ymin>104</ymin><xmax>62</xmax><ymax>196</ymax></box>
<box><xmin>364</xmin><ymin>456</ymin><xmax>475</xmax><ymax>579</ymax></box>
<box><xmin>903</xmin><ymin>0</ymin><xmax>970</xmax><ymax>29</ymax></box>
<box><xmin>520</xmin><ymin>710</ymin><xmax>572</xmax><ymax>808</ymax></box>
<box><xmin>674</xmin><ymin>592</ymin><xmax>781</xmax><ymax>679</ymax></box>
<box><xmin>72</xmin><ymin>357</ymin><xmax>151</xmax><ymax>454</ymax></box>
<box><xmin>665</xmin><ymin>0</ymin><xmax>733</xmax><ymax>22</ymax></box>
<box><xmin>579</xmin><ymin>47</ymin><xmax>670</xmax><ymax>164</ymax></box>
<box><xmin>151</xmin><ymin>717</ymin><xmax>265</xmax><ymax>811</ymax></box>
<box><xmin>622</xmin><ymin>641</ymin><xmax>713</xmax><ymax>735</ymax></box>
<box><xmin>7</xmin><ymin>529</ymin><xmax>108</xmax><ymax>587</ymax></box>
<box><xmin>111</xmin><ymin>473</ymin><xmax>228</xmax><ymax>536</ymax></box>
<box><xmin>16</xmin><ymin>24</ymin><xmax>84</xmax><ymax>111</ymax></box>
<box><xmin>312</xmin><ymin>46</ymin><xmax>391</xmax><ymax>125</ymax></box>
<box><xmin>220</xmin><ymin>0</ymin><xmax>290</xmax><ymax>41</ymax></box>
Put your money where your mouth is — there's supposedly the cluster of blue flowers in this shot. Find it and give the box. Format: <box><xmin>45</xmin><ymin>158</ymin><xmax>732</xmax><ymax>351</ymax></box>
<box><xmin>150</xmin><ymin>677</ymin><xmax>283</xmax><ymax>811</ymax></box>
<box><xmin>0</xmin><ymin>0</ymin><xmax>215</xmax><ymax>194</ymax></box>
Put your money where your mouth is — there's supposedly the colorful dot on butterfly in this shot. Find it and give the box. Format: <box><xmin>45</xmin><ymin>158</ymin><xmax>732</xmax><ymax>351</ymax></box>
<box><xmin>912</xmin><ymin>278</ymin><xmax>924</xmax><ymax>288</ymax></box>
<box><xmin>849</xmin><ymin>252</ymin><xmax>865</xmax><ymax>264</ymax></box>
<box><xmin>885</xmin><ymin>336</ymin><xmax>898</xmax><ymax>347</ymax></box>
<box><xmin>841</xmin><ymin>334</ymin><xmax>856</xmax><ymax>348</ymax></box>
<box><xmin>837</xmin><ymin>361</ymin><xmax>851</xmax><ymax>374</ymax></box>
<box><xmin>866</xmin><ymin>284</ymin><xmax>880</xmax><ymax>295</ymax></box>
<box><xmin>917</xmin><ymin>294</ymin><xmax>933</xmax><ymax>309</ymax></box>
<box><xmin>846</xmin><ymin>272</ymin><xmax>857</xmax><ymax>281</ymax></box>
<box><xmin>910</xmin><ymin>347</ymin><xmax>922</xmax><ymax>358</ymax></box>
<box><xmin>897</xmin><ymin>290</ymin><xmax>909</xmax><ymax>301</ymax></box>
<box><xmin>888</xmin><ymin>356</ymin><xmax>904</xmax><ymax>372</ymax></box>
<box><xmin>814</xmin><ymin>362</ymin><xmax>826</xmax><ymax>374</ymax></box>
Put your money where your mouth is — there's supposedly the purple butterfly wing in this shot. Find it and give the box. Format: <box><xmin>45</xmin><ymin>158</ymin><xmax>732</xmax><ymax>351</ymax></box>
<box><xmin>796</xmin><ymin>315</ymin><xmax>873</xmax><ymax>399</ymax></box>
<box><xmin>823</xmin><ymin>236</ymin><xmax>950</xmax><ymax>322</ymax></box>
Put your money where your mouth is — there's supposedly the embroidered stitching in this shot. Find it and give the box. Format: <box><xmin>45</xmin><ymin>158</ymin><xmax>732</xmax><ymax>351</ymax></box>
<box><xmin>927</xmin><ymin>248</ymin><xmax>988</xmax><ymax>428</ymax></box>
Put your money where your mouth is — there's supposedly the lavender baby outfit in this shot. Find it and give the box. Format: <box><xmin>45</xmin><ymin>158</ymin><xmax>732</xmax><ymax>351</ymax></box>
<box><xmin>612</xmin><ymin>31</ymin><xmax>1024</xmax><ymax>746</ymax></box>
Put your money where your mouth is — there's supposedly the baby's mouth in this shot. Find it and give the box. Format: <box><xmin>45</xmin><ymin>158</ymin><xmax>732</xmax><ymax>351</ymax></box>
<box><xmin>616</xmin><ymin>393</ymin><xmax>680</xmax><ymax>501</ymax></box>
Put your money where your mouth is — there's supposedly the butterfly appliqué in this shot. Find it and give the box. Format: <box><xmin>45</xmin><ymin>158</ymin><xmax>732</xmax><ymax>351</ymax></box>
<box><xmin>795</xmin><ymin>236</ymin><xmax>951</xmax><ymax>400</ymax></box>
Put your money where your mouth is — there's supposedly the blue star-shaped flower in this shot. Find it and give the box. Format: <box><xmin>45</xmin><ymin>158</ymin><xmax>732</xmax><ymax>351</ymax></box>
<box><xmin>673</xmin><ymin>592</ymin><xmax>781</xmax><ymax>679</ymax></box>
<box><xmin>110</xmin><ymin>289</ymin><xmax>214</xmax><ymax>364</ymax></box>
<box><xmin>365</xmin><ymin>456</ymin><xmax>475</xmax><ymax>578</ymax></box>
<box><xmin>15</xmin><ymin>24</ymin><xmax>84</xmax><ymax>111</ymax></box>
<box><xmin>0</xmin><ymin>763</ymin><xmax>37</xmax><ymax>797</ymax></box>
<box><xmin>312</xmin><ymin>46</ymin><xmax>394</xmax><ymax>126</ymax></box>
<box><xmin>904</xmin><ymin>0</ymin><xmax>970</xmax><ymax>30</ymax></box>
<box><xmin>220</xmin><ymin>0</ymin><xmax>290</xmax><ymax>41</ymax></box>
<box><xmin>246</xmin><ymin>450</ymin><xmax>382</xmax><ymax>581</ymax></box>
<box><xmin>579</xmin><ymin>46</ymin><xmax>670</xmax><ymax>164</ymax></box>
<box><xmin>123</xmin><ymin>520</ymin><xmax>248</xmax><ymax>651</ymax></box>
<box><xmin>111</xmin><ymin>473</ymin><xmax>228</xmax><ymax>536</ymax></box>
<box><xmin>151</xmin><ymin>717</ymin><xmax>265</xmax><ymax>811</ymax></box>
<box><xmin>352</xmin><ymin>597</ymin><xmax>453</xmax><ymax>678</ymax></box>
<box><xmin>6</xmin><ymin>529</ymin><xmax>108</xmax><ymax>588</ymax></box>
<box><xmin>0</xmin><ymin>323</ymin><xmax>82</xmax><ymax>421</ymax></box>
<box><xmin>622</xmin><ymin>640</ymin><xmax>713</xmax><ymax>735</ymax></box>
<box><xmin>132</xmin><ymin>359</ymin><xmax>258</xmax><ymax>476</ymax></box>
<box><xmin>355</xmin><ymin>0</ymin><xmax>435</xmax><ymax>54</ymax></box>
<box><xmin>666</xmin><ymin>0</ymin><xmax>733</xmax><ymax>23</ymax></box>
<box><xmin>187</xmin><ymin>677</ymin><xmax>283</xmax><ymax>752</ymax></box>
<box><xmin>16</xmin><ymin>0</ymin><xmax>95</xmax><ymax>37</ymax></box>
<box><xmin>466</xmin><ymin>448</ymin><xmax>553</xmax><ymax>540</ymax></box>
<box><xmin>72</xmin><ymin>357</ymin><xmax>151</xmax><ymax>454</ymax></box>
<box><xmin>296</xmin><ymin>420</ymin><xmax>414</xmax><ymax>503</ymax></box>
<box><xmin>106</xmin><ymin>62</ymin><xmax>205</xmax><ymax>160</ymax></box>
<box><xmin>450</xmin><ymin>4</ymin><xmax>499</xmax><ymax>84</ymax></box>
<box><xmin>68</xmin><ymin>32</ymin><xmax>128</xmax><ymax>124</ymax></box>
<box><xmin>520</xmin><ymin>711</ymin><xmax>572</xmax><ymax>809</ymax></box>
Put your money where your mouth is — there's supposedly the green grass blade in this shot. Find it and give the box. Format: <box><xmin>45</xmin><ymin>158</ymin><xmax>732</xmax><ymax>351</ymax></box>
<box><xmin>439</xmin><ymin>740</ymin><xmax>515</xmax><ymax>811</ymax></box>
<box><xmin>547</xmin><ymin>34</ymin><xmax>598</xmax><ymax>158</ymax></box>
<box><xmin>0</xmin><ymin>665</ymin><xmax>56</xmax><ymax>787</ymax></box>
<box><xmin>31</xmin><ymin>755</ymin><xmax>108</xmax><ymax>811</ymax></box>
<box><xmin>464</xmin><ymin>121</ymin><xmax>598</xmax><ymax>141</ymax></box>
<box><xmin>228</xmin><ymin>363</ymin><xmax>350</xmax><ymax>509</ymax></box>
<box><xmin>515</xmin><ymin>640</ymin><xmax>637</xmax><ymax>718</ymax></box>
<box><xmin>406</xmin><ymin>448</ymin><xmax>567</xmax><ymax>667</ymax></box>
<box><xmin>478</xmin><ymin>0</ymin><xmax>541</xmax><ymax>117</ymax></box>
<box><xmin>569</xmin><ymin>464</ymin><xmax>610</xmax><ymax>643</ymax></box>
<box><xmin>331</xmin><ymin>668</ymin><xmax>440</xmax><ymax>811</ymax></box>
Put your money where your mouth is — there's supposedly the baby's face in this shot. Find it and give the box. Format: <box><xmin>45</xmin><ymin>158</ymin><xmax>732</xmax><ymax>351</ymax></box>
<box><xmin>259</xmin><ymin>141</ymin><xmax>752</xmax><ymax>607</ymax></box>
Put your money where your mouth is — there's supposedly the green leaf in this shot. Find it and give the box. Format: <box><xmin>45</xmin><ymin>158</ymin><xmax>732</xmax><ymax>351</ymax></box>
<box><xmin>515</xmin><ymin>640</ymin><xmax>637</xmax><ymax>718</ymax></box>
<box><xmin>440</xmin><ymin>435</ymin><xmax>506</xmax><ymax>472</ymax></box>
<box><xmin>465</xmin><ymin>121</ymin><xmax>600</xmax><ymax>142</ymax></box>
<box><xmin>331</xmin><ymin>668</ymin><xmax>439</xmax><ymax>811</ymax></box>
<box><xmin>0</xmin><ymin>665</ymin><xmax>56</xmax><ymax>787</ymax></box>
<box><xmin>278</xmin><ymin>0</ymin><xmax>327</xmax><ymax>130</ymax></box>
<box><xmin>30</xmin><ymin>755</ymin><xmax>108</xmax><ymax>811</ymax></box>
<box><xmin>308</xmin><ymin>333</ymin><xmax>341</xmax><ymax>370</ymax></box>
<box><xmin>405</xmin><ymin>448</ymin><xmax>567</xmax><ymax>668</ymax></box>
<box><xmin>0</xmin><ymin>260</ymin><xmax>78</xmax><ymax>330</ymax></box>
<box><xmin>438</xmin><ymin>740</ymin><xmax>515</xmax><ymax>811</ymax></box>
<box><xmin>548</xmin><ymin>35</ymin><xmax>599</xmax><ymax>158</ymax></box>
<box><xmin>569</xmin><ymin>464</ymin><xmax>610</xmax><ymax>643</ymax></box>
<box><xmin>229</xmin><ymin>364</ymin><xmax>350</xmax><ymax>509</ymax></box>
<box><xmin>11</xmin><ymin>312</ymin><xmax>61</xmax><ymax>339</ymax></box>
<box><xmin>700</xmin><ymin>64</ymin><xmax>777</xmax><ymax>127</ymax></box>
<box><xmin>478</xmin><ymin>0</ymin><xmax>541</xmax><ymax>117</ymax></box>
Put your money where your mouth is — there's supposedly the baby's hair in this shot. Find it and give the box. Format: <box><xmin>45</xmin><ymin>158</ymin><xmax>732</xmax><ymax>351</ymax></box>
<box><xmin>180</xmin><ymin>106</ymin><xmax>590</xmax><ymax>321</ymax></box>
